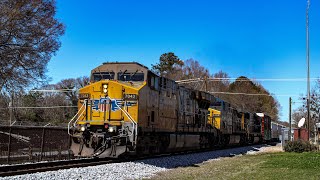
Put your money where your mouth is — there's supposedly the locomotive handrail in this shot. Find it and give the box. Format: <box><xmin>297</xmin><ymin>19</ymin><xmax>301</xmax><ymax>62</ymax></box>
<box><xmin>103</xmin><ymin>96</ymin><xmax>137</xmax><ymax>145</ymax></box>
<box><xmin>73</xmin><ymin>105</ymin><xmax>87</xmax><ymax>127</ymax></box>
<box><xmin>122</xmin><ymin>100</ymin><xmax>138</xmax><ymax>144</ymax></box>
<box><xmin>68</xmin><ymin>100</ymin><xmax>86</xmax><ymax>136</ymax></box>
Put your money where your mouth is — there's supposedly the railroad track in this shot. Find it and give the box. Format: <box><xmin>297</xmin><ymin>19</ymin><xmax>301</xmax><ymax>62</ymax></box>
<box><xmin>0</xmin><ymin>157</ymin><xmax>116</xmax><ymax>177</ymax></box>
<box><xmin>0</xmin><ymin>143</ymin><xmax>275</xmax><ymax>177</ymax></box>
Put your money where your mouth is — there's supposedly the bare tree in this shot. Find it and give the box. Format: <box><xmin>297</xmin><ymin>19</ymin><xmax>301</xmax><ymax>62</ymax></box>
<box><xmin>292</xmin><ymin>106</ymin><xmax>307</xmax><ymax>127</ymax></box>
<box><xmin>175</xmin><ymin>59</ymin><xmax>212</xmax><ymax>90</ymax></box>
<box><xmin>0</xmin><ymin>0</ymin><xmax>65</xmax><ymax>92</ymax></box>
<box><xmin>293</xmin><ymin>79</ymin><xmax>320</xmax><ymax>131</ymax></box>
<box><xmin>181</xmin><ymin>59</ymin><xmax>210</xmax><ymax>80</ymax></box>
<box><xmin>208</xmin><ymin>70</ymin><xmax>230</xmax><ymax>101</ymax></box>
<box><xmin>76</xmin><ymin>76</ymin><xmax>90</xmax><ymax>88</ymax></box>
<box><xmin>56</xmin><ymin>77</ymin><xmax>89</xmax><ymax>106</ymax></box>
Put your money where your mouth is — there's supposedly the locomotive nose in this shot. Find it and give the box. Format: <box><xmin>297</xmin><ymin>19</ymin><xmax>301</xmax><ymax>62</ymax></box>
<box><xmin>69</xmin><ymin>80</ymin><xmax>140</xmax><ymax>158</ymax></box>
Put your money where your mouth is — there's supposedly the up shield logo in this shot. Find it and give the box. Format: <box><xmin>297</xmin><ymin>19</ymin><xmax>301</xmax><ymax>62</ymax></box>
<box><xmin>90</xmin><ymin>98</ymin><xmax>136</xmax><ymax>112</ymax></box>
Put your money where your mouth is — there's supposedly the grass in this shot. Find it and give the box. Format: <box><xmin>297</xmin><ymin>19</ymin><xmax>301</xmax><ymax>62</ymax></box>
<box><xmin>151</xmin><ymin>152</ymin><xmax>320</xmax><ymax>180</ymax></box>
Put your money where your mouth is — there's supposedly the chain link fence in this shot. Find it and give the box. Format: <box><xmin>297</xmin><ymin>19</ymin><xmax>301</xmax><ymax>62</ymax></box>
<box><xmin>0</xmin><ymin>125</ymin><xmax>73</xmax><ymax>164</ymax></box>
<box><xmin>0</xmin><ymin>120</ymin><xmax>68</xmax><ymax>127</ymax></box>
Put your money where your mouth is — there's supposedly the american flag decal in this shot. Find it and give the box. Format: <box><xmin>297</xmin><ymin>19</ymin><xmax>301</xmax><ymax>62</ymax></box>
<box><xmin>99</xmin><ymin>98</ymin><xmax>110</xmax><ymax>112</ymax></box>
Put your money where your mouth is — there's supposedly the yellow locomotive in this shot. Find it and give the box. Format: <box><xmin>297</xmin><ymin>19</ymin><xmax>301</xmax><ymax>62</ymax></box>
<box><xmin>69</xmin><ymin>62</ymin><xmax>271</xmax><ymax>157</ymax></box>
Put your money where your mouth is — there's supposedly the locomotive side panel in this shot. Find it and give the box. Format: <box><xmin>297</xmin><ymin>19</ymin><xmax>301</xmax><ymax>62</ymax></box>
<box><xmin>158</xmin><ymin>78</ymin><xmax>178</xmax><ymax>132</ymax></box>
<box><xmin>146</xmin><ymin>84</ymin><xmax>160</xmax><ymax>131</ymax></box>
<box><xmin>177</xmin><ymin>86</ymin><xmax>196</xmax><ymax>132</ymax></box>
<box><xmin>137</xmin><ymin>85</ymin><xmax>149</xmax><ymax>129</ymax></box>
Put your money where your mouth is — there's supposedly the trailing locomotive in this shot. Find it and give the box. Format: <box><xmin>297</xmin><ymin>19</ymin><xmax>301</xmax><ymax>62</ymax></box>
<box><xmin>68</xmin><ymin>62</ymin><xmax>272</xmax><ymax>157</ymax></box>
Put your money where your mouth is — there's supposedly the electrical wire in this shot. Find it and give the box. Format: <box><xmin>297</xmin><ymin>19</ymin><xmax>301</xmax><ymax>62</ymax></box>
<box><xmin>30</xmin><ymin>89</ymin><xmax>76</xmax><ymax>92</ymax></box>
<box><xmin>209</xmin><ymin>91</ymin><xmax>301</xmax><ymax>97</ymax></box>
<box><xmin>6</xmin><ymin>106</ymin><xmax>77</xmax><ymax>109</ymax></box>
<box><xmin>176</xmin><ymin>77</ymin><xmax>319</xmax><ymax>84</ymax></box>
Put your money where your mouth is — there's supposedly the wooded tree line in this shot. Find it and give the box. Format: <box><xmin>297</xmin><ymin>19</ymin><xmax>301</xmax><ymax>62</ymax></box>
<box><xmin>0</xmin><ymin>77</ymin><xmax>89</xmax><ymax>125</ymax></box>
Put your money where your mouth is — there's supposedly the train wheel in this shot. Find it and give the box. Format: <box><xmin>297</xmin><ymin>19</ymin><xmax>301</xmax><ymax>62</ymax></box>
<box><xmin>221</xmin><ymin>135</ymin><xmax>230</xmax><ymax>147</ymax></box>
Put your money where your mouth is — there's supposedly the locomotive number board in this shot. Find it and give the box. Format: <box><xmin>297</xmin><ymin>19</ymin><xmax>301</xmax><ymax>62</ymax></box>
<box><xmin>124</xmin><ymin>94</ymin><xmax>138</xmax><ymax>100</ymax></box>
<box><xmin>79</xmin><ymin>93</ymin><xmax>90</xmax><ymax>99</ymax></box>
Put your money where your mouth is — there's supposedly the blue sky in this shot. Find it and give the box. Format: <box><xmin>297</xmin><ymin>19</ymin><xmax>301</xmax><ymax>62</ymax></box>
<box><xmin>49</xmin><ymin>0</ymin><xmax>320</xmax><ymax>121</ymax></box>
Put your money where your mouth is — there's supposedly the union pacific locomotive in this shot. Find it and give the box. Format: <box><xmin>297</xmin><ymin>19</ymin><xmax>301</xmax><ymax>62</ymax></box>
<box><xmin>68</xmin><ymin>62</ymin><xmax>272</xmax><ymax>157</ymax></box>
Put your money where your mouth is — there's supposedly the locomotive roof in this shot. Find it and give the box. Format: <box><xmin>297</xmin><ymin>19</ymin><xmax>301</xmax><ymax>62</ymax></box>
<box><xmin>102</xmin><ymin>62</ymin><xmax>149</xmax><ymax>69</ymax></box>
<box><xmin>91</xmin><ymin>62</ymin><xmax>149</xmax><ymax>74</ymax></box>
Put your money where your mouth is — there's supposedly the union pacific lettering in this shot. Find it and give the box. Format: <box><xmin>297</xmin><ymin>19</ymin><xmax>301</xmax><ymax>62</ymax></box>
<box><xmin>88</xmin><ymin>98</ymin><xmax>137</xmax><ymax>112</ymax></box>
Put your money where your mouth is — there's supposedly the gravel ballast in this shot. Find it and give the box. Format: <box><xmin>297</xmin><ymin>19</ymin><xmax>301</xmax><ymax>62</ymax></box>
<box><xmin>0</xmin><ymin>144</ymin><xmax>282</xmax><ymax>180</ymax></box>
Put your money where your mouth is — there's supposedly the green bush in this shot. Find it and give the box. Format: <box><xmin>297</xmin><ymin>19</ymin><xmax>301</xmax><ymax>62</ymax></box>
<box><xmin>284</xmin><ymin>140</ymin><xmax>317</xmax><ymax>153</ymax></box>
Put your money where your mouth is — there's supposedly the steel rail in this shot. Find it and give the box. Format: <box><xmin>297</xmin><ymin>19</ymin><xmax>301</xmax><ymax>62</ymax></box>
<box><xmin>0</xmin><ymin>158</ymin><xmax>115</xmax><ymax>177</ymax></box>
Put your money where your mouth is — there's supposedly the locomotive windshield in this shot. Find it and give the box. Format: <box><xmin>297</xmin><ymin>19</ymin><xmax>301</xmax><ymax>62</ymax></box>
<box><xmin>117</xmin><ymin>72</ymin><xmax>144</xmax><ymax>81</ymax></box>
<box><xmin>93</xmin><ymin>72</ymin><xmax>115</xmax><ymax>81</ymax></box>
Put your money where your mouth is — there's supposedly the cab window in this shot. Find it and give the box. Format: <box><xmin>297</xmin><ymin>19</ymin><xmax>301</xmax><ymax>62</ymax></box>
<box><xmin>93</xmin><ymin>72</ymin><xmax>115</xmax><ymax>81</ymax></box>
<box><xmin>154</xmin><ymin>77</ymin><xmax>159</xmax><ymax>90</ymax></box>
<box><xmin>117</xmin><ymin>72</ymin><xmax>144</xmax><ymax>81</ymax></box>
<box><xmin>147</xmin><ymin>73</ymin><xmax>159</xmax><ymax>91</ymax></box>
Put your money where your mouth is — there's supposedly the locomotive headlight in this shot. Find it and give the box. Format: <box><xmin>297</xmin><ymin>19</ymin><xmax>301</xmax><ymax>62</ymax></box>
<box><xmin>102</xmin><ymin>84</ymin><xmax>108</xmax><ymax>94</ymax></box>
<box><xmin>80</xmin><ymin>126</ymin><xmax>86</xmax><ymax>132</ymax></box>
<box><xmin>108</xmin><ymin>126</ymin><xmax>114</xmax><ymax>133</ymax></box>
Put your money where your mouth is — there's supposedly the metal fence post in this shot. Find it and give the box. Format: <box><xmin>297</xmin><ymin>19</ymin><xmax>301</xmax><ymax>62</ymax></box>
<box><xmin>58</xmin><ymin>145</ymin><xmax>62</xmax><ymax>160</ymax></box>
<box><xmin>40</xmin><ymin>127</ymin><xmax>45</xmax><ymax>161</ymax></box>
<box><xmin>68</xmin><ymin>134</ymin><xmax>71</xmax><ymax>160</ymax></box>
<box><xmin>28</xmin><ymin>144</ymin><xmax>33</xmax><ymax>161</ymax></box>
<box><xmin>7</xmin><ymin>127</ymin><xmax>12</xmax><ymax>164</ymax></box>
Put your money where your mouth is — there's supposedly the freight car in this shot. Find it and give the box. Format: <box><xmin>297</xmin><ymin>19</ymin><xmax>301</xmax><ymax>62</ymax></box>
<box><xmin>68</xmin><ymin>62</ymin><xmax>272</xmax><ymax>157</ymax></box>
<box><xmin>271</xmin><ymin>122</ymin><xmax>287</xmax><ymax>142</ymax></box>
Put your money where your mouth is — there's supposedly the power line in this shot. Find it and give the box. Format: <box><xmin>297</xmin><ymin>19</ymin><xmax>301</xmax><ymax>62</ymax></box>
<box><xmin>30</xmin><ymin>89</ymin><xmax>76</xmax><ymax>92</ymax></box>
<box><xmin>176</xmin><ymin>77</ymin><xmax>319</xmax><ymax>84</ymax></box>
<box><xmin>209</xmin><ymin>92</ymin><xmax>301</xmax><ymax>97</ymax></box>
<box><xmin>8</xmin><ymin>106</ymin><xmax>77</xmax><ymax>109</ymax></box>
<box><xmin>209</xmin><ymin>92</ymin><xmax>270</xmax><ymax>96</ymax></box>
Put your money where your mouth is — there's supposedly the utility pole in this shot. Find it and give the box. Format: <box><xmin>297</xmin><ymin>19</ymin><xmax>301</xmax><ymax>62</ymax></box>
<box><xmin>306</xmin><ymin>0</ymin><xmax>311</xmax><ymax>141</ymax></box>
<box><xmin>289</xmin><ymin>97</ymin><xmax>292</xmax><ymax>141</ymax></box>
